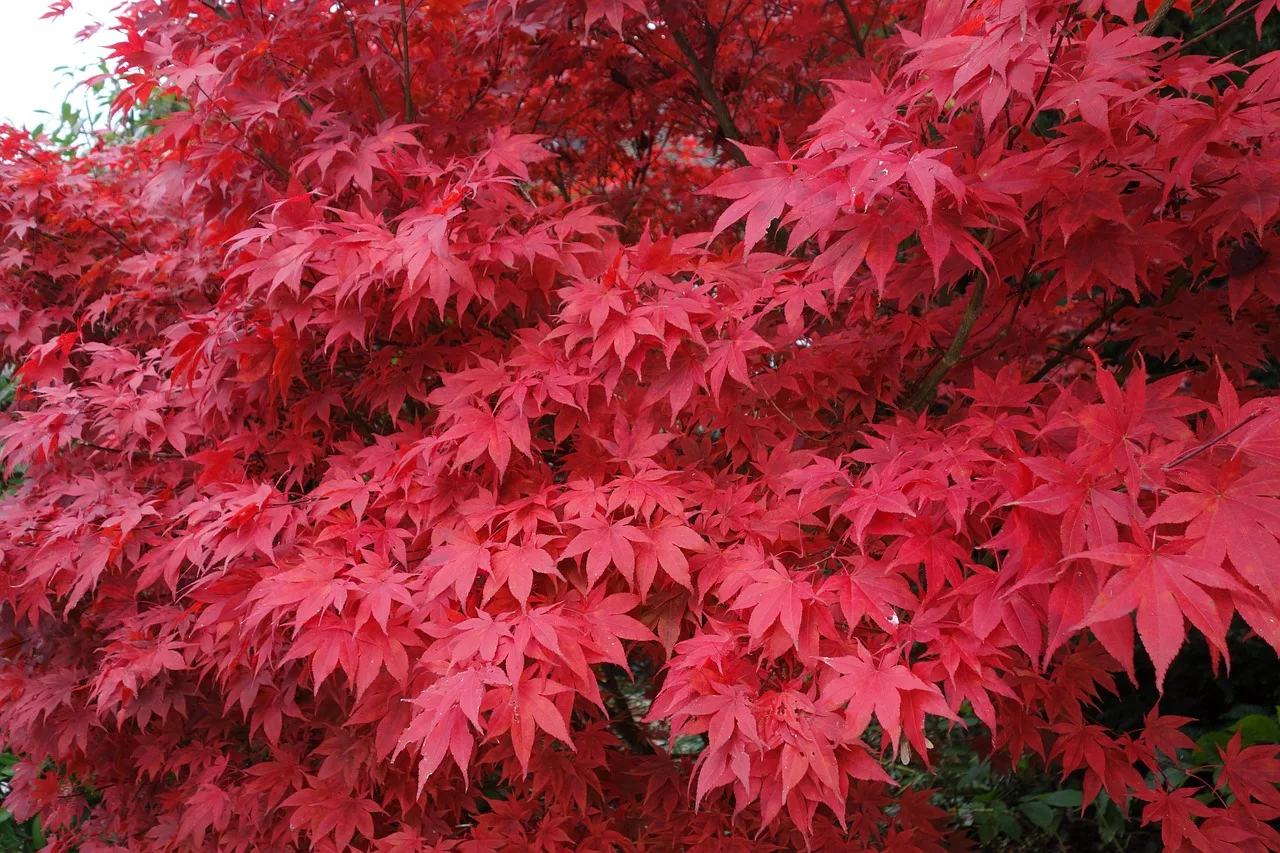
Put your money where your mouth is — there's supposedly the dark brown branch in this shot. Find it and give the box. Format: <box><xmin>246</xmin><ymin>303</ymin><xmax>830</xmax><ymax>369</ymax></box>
<box><xmin>903</xmin><ymin>272</ymin><xmax>988</xmax><ymax>411</ymax></box>
<box><xmin>79</xmin><ymin>216</ymin><xmax>140</xmax><ymax>256</ymax></box>
<box><xmin>603</xmin><ymin>669</ymin><xmax>656</xmax><ymax>755</ymax></box>
<box><xmin>955</xmin><ymin>295</ymin><xmax>1023</xmax><ymax>367</ymax></box>
<box><xmin>200</xmin><ymin>0</ymin><xmax>233</xmax><ymax>19</ymax></box>
<box><xmin>669</xmin><ymin>28</ymin><xmax>749</xmax><ymax>167</ymax></box>
<box><xmin>1161</xmin><ymin>411</ymin><xmax>1263</xmax><ymax>471</ymax></box>
<box><xmin>1141</xmin><ymin>0</ymin><xmax>1177</xmax><ymax>34</ymax></box>
<box><xmin>343</xmin><ymin>10</ymin><xmax>389</xmax><ymax>121</ymax></box>
<box><xmin>399</xmin><ymin>0</ymin><xmax>416</xmax><ymax>122</ymax></box>
<box><xmin>1159</xmin><ymin>0</ymin><xmax>1260</xmax><ymax>56</ymax></box>
<box><xmin>193</xmin><ymin>82</ymin><xmax>290</xmax><ymax>181</ymax></box>
<box><xmin>1009</xmin><ymin>3</ymin><xmax>1078</xmax><ymax>145</ymax></box>
<box><xmin>550</xmin><ymin>160</ymin><xmax>573</xmax><ymax>204</ymax></box>
<box><xmin>78</xmin><ymin>441</ymin><xmax>183</xmax><ymax>460</ymax></box>
<box><xmin>832</xmin><ymin>0</ymin><xmax>867</xmax><ymax>56</ymax></box>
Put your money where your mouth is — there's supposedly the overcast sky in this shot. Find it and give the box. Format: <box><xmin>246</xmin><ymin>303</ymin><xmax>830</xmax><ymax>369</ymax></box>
<box><xmin>0</xmin><ymin>0</ymin><xmax>120</xmax><ymax>130</ymax></box>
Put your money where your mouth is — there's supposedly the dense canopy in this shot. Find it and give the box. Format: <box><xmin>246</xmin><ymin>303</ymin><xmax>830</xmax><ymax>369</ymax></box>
<box><xmin>2</xmin><ymin>0</ymin><xmax>1280</xmax><ymax>849</ymax></box>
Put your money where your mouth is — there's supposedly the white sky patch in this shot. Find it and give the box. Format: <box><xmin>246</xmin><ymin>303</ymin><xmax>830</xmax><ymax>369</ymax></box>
<box><xmin>0</xmin><ymin>0</ymin><xmax>120</xmax><ymax>130</ymax></box>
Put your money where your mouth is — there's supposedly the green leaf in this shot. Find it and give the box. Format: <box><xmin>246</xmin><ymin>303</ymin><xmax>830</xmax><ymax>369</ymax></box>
<box><xmin>1037</xmin><ymin>789</ymin><xmax>1083</xmax><ymax>808</ymax></box>
<box><xmin>1192</xmin><ymin>730</ymin><xmax>1232</xmax><ymax>765</ymax></box>
<box><xmin>976</xmin><ymin>813</ymin><xmax>998</xmax><ymax>844</ymax></box>
<box><xmin>995</xmin><ymin>809</ymin><xmax>1023</xmax><ymax>840</ymax></box>
<box><xmin>1097</xmin><ymin>796</ymin><xmax>1126</xmax><ymax>844</ymax></box>
<box><xmin>1232</xmin><ymin>713</ymin><xmax>1280</xmax><ymax>746</ymax></box>
<box><xmin>1019</xmin><ymin>800</ymin><xmax>1055</xmax><ymax>829</ymax></box>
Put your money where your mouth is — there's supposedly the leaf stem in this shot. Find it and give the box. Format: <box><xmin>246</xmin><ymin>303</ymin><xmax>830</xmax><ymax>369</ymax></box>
<box><xmin>1161</xmin><ymin>410</ymin><xmax>1262</xmax><ymax>470</ymax></box>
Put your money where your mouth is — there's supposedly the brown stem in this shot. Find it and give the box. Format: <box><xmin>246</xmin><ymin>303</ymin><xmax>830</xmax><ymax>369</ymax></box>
<box><xmin>1009</xmin><ymin>3</ymin><xmax>1079</xmax><ymax>145</ymax></box>
<box><xmin>832</xmin><ymin>0</ymin><xmax>867</xmax><ymax>56</ymax></box>
<box><xmin>399</xmin><ymin>0</ymin><xmax>416</xmax><ymax>122</ymax></box>
<box><xmin>1159</xmin><ymin>0</ymin><xmax>1260</xmax><ymax>56</ymax></box>
<box><xmin>956</xmin><ymin>295</ymin><xmax>1023</xmax><ymax>366</ymax></box>
<box><xmin>200</xmin><ymin>0</ymin><xmax>233</xmax><ymax>19</ymax></box>
<box><xmin>78</xmin><ymin>441</ymin><xmax>183</xmax><ymax>460</ymax></box>
<box><xmin>343</xmin><ymin>10</ymin><xmax>389</xmax><ymax>121</ymax></box>
<box><xmin>550</xmin><ymin>160</ymin><xmax>573</xmax><ymax>203</ymax></box>
<box><xmin>79</xmin><ymin>216</ymin><xmax>140</xmax><ymax>256</ymax></box>
<box><xmin>603</xmin><ymin>668</ymin><xmax>656</xmax><ymax>755</ymax></box>
<box><xmin>1141</xmin><ymin>0</ymin><xmax>1177</xmax><ymax>34</ymax></box>
<box><xmin>765</xmin><ymin>393</ymin><xmax>821</xmax><ymax>443</ymax></box>
<box><xmin>1113</xmin><ymin>272</ymin><xmax>1191</xmax><ymax>385</ymax></box>
<box><xmin>193</xmin><ymin>82</ymin><xmax>290</xmax><ymax>181</ymax></box>
<box><xmin>669</xmin><ymin>28</ymin><xmax>749</xmax><ymax>167</ymax></box>
<box><xmin>1161</xmin><ymin>411</ymin><xmax>1262</xmax><ymax>471</ymax></box>
<box><xmin>904</xmin><ymin>272</ymin><xmax>987</xmax><ymax>411</ymax></box>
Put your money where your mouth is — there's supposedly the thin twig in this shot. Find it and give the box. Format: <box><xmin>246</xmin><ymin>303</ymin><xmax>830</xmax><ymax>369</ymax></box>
<box><xmin>1030</xmin><ymin>294</ymin><xmax>1130</xmax><ymax>382</ymax></box>
<box><xmin>79</xmin><ymin>215</ymin><xmax>140</xmax><ymax>256</ymax></box>
<box><xmin>765</xmin><ymin>393</ymin><xmax>822</xmax><ymax>443</ymax></box>
<box><xmin>1161</xmin><ymin>411</ymin><xmax>1262</xmax><ymax>470</ymax></box>
<box><xmin>342</xmin><ymin>9</ymin><xmax>389</xmax><ymax>121</ymax></box>
<box><xmin>956</xmin><ymin>295</ymin><xmax>1023</xmax><ymax>366</ymax></box>
<box><xmin>78</xmin><ymin>441</ymin><xmax>183</xmax><ymax>460</ymax></box>
<box><xmin>193</xmin><ymin>82</ymin><xmax>290</xmax><ymax>180</ymax></box>
<box><xmin>1157</xmin><ymin>0</ymin><xmax>1261</xmax><ymax>57</ymax></box>
<box><xmin>1009</xmin><ymin>3</ymin><xmax>1079</xmax><ymax>145</ymax></box>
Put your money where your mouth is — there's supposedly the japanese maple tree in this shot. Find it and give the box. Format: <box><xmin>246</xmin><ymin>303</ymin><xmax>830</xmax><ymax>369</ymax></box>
<box><xmin>2</xmin><ymin>0</ymin><xmax>1280</xmax><ymax>848</ymax></box>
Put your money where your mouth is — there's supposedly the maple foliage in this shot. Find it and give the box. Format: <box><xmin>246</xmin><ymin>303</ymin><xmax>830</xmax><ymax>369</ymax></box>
<box><xmin>1</xmin><ymin>0</ymin><xmax>1280</xmax><ymax>849</ymax></box>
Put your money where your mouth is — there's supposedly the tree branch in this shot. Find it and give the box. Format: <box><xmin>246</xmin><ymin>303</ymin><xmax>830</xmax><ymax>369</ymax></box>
<box><xmin>832</xmin><ymin>0</ymin><xmax>867</xmax><ymax>56</ymax></box>
<box><xmin>1141</xmin><ymin>0</ymin><xmax>1177</xmax><ymax>34</ymax></box>
<box><xmin>343</xmin><ymin>9</ymin><xmax>389</xmax><ymax>121</ymax></box>
<box><xmin>602</xmin><ymin>667</ymin><xmax>656</xmax><ymax>755</ymax></box>
<box><xmin>193</xmin><ymin>82</ymin><xmax>290</xmax><ymax>181</ymax></box>
<box><xmin>200</xmin><ymin>0</ymin><xmax>233</xmax><ymax>20</ymax></box>
<box><xmin>1158</xmin><ymin>0</ymin><xmax>1260</xmax><ymax>56</ymax></box>
<box><xmin>903</xmin><ymin>272</ymin><xmax>988</xmax><ymax>411</ymax></box>
<box><xmin>78</xmin><ymin>441</ymin><xmax>182</xmax><ymax>460</ymax></box>
<box><xmin>669</xmin><ymin>28</ymin><xmax>749</xmax><ymax>167</ymax></box>
<box><xmin>399</xmin><ymin>0</ymin><xmax>416</xmax><ymax>122</ymax></box>
<box><xmin>1009</xmin><ymin>3</ymin><xmax>1078</xmax><ymax>145</ymax></box>
<box><xmin>1030</xmin><ymin>294</ymin><xmax>1129</xmax><ymax>382</ymax></box>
